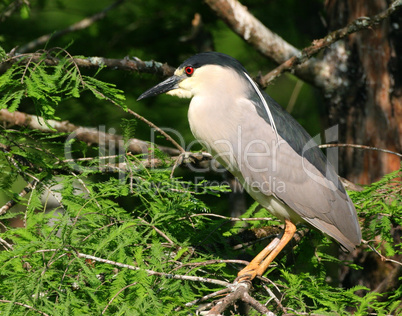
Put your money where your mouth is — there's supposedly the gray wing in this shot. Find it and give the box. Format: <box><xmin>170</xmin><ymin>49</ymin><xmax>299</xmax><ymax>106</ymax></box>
<box><xmin>233</xmin><ymin>93</ymin><xmax>361</xmax><ymax>251</ymax></box>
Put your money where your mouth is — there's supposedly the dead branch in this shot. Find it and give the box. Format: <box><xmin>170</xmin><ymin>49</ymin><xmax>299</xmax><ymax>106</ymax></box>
<box><xmin>203</xmin><ymin>0</ymin><xmax>299</xmax><ymax>63</ymax></box>
<box><xmin>17</xmin><ymin>0</ymin><xmax>126</xmax><ymax>54</ymax></box>
<box><xmin>204</xmin><ymin>0</ymin><xmax>315</xmax><ymax>84</ymax></box>
<box><xmin>0</xmin><ymin>237</ymin><xmax>14</xmax><ymax>250</ymax></box>
<box><xmin>86</xmin><ymin>76</ymin><xmax>185</xmax><ymax>153</ymax></box>
<box><xmin>1</xmin><ymin>51</ymin><xmax>175</xmax><ymax>78</ymax></box>
<box><xmin>205</xmin><ymin>281</ymin><xmax>276</xmax><ymax>316</ymax></box>
<box><xmin>319</xmin><ymin>143</ymin><xmax>402</xmax><ymax>158</ymax></box>
<box><xmin>204</xmin><ymin>0</ymin><xmax>402</xmax><ymax>91</ymax></box>
<box><xmin>168</xmin><ymin>259</ymin><xmax>250</xmax><ymax>273</ymax></box>
<box><xmin>0</xmin><ymin>109</ymin><xmax>180</xmax><ymax>156</ymax></box>
<box><xmin>0</xmin><ymin>180</ymin><xmax>36</xmax><ymax>216</ymax></box>
<box><xmin>0</xmin><ymin>300</ymin><xmax>50</xmax><ymax>316</ymax></box>
<box><xmin>0</xmin><ymin>0</ymin><xmax>29</xmax><ymax>22</ymax></box>
<box><xmin>259</xmin><ymin>0</ymin><xmax>402</xmax><ymax>88</ymax></box>
<box><xmin>35</xmin><ymin>248</ymin><xmax>231</xmax><ymax>287</ymax></box>
<box><xmin>183</xmin><ymin>287</ymin><xmax>231</xmax><ymax>309</ymax></box>
<box><xmin>188</xmin><ymin>213</ymin><xmax>274</xmax><ymax>222</ymax></box>
<box><xmin>364</xmin><ymin>240</ymin><xmax>402</xmax><ymax>267</ymax></box>
<box><xmin>138</xmin><ymin>217</ymin><xmax>175</xmax><ymax>246</ymax></box>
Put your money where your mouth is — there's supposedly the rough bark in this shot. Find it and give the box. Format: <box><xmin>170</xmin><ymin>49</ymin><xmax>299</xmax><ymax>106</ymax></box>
<box><xmin>325</xmin><ymin>0</ymin><xmax>402</xmax><ymax>302</ymax></box>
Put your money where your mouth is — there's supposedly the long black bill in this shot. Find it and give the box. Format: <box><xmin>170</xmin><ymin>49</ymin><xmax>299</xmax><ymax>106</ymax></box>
<box><xmin>137</xmin><ymin>75</ymin><xmax>182</xmax><ymax>101</ymax></box>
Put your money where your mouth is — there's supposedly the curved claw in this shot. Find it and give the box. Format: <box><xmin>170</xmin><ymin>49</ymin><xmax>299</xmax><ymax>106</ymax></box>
<box><xmin>234</xmin><ymin>271</ymin><xmax>257</xmax><ymax>283</ymax></box>
<box><xmin>236</xmin><ymin>220</ymin><xmax>296</xmax><ymax>281</ymax></box>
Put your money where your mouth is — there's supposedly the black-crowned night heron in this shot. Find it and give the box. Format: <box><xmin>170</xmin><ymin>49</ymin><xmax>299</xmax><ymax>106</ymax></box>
<box><xmin>138</xmin><ymin>52</ymin><xmax>361</xmax><ymax>282</ymax></box>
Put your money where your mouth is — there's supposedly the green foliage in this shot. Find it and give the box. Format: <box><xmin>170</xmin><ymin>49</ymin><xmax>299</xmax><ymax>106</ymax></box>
<box><xmin>0</xmin><ymin>44</ymin><xmax>400</xmax><ymax>314</ymax></box>
<box><xmin>0</xmin><ymin>51</ymin><xmax>126</xmax><ymax>120</ymax></box>
<box><xmin>0</xmin><ymin>1</ymin><xmax>401</xmax><ymax>313</ymax></box>
<box><xmin>0</xmin><ymin>148</ymin><xmax>232</xmax><ymax>315</ymax></box>
<box><xmin>1</xmin><ymin>115</ymin><xmax>401</xmax><ymax>315</ymax></box>
<box><xmin>349</xmin><ymin>168</ymin><xmax>402</xmax><ymax>257</ymax></box>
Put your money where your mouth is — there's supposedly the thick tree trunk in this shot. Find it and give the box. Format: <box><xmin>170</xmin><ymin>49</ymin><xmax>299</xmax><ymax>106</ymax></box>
<box><xmin>324</xmin><ymin>0</ymin><xmax>402</xmax><ymax>299</ymax></box>
<box><xmin>325</xmin><ymin>0</ymin><xmax>401</xmax><ymax>184</ymax></box>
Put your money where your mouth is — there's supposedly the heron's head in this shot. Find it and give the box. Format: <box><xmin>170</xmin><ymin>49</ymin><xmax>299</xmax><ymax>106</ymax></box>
<box><xmin>137</xmin><ymin>52</ymin><xmax>250</xmax><ymax>101</ymax></box>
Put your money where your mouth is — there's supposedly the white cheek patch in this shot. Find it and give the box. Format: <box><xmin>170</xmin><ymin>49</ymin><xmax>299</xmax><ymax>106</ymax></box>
<box><xmin>167</xmin><ymin>89</ymin><xmax>193</xmax><ymax>99</ymax></box>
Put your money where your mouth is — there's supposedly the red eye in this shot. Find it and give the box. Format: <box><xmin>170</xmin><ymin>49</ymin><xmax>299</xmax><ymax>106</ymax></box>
<box><xmin>185</xmin><ymin>66</ymin><xmax>194</xmax><ymax>76</ymax></box>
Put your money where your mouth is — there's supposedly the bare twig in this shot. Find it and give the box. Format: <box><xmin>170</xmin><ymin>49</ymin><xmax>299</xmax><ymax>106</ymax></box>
<box><xmin>286</xmin><ymin>80</ymin><xmax>304</xmax><ymax>113</ymax></box>
<box><xmin>0</xmin><ymin>299</ymin><xmax>50</xmax><ymax>316</ymax></box>
<box><xmin>138</xmin><ymin>217</ymin><xmax>175</xmax><ymax>246</ymax></box>
<box><xmin>184</xmin><ymin>287</ymin><xmax>231</xmax><ymax>309</ymax></box>
<box><xmin>0</xmin><ymin>237</ymin><xmax>14</xmax><ymax>250</ymax></box>
<box><xmin>101</xmin><ymin>282</ymin><xmax>138</xmax><ymax>315</ymax></box>
<box><xmin>35</xmin><ymin>248</ymin><xmax>231</xmax><ymax>287</ymax></box>
<box><xmin>0</xmin><ymin>180</ymin><xmax>36</xmax><ymax>216</ymax></box>
<box><xmin>319</xmin><ymin>143</ymin><xmax>402</xmax><ymax>158</ymax></box>
<box><xmin>124</xmin><ymin>107</ymin><xmax>185</xmax><ymax>153</ymax></box>
<box><xmin>206</xmin><ymin>281</ymin><xmax>276</xmax><ymax>316</ymax></box>
<box><xmin>262</xmin><ymin>284</ymin><xmax>285</xmax><ymax>312</ymax></box>
<box><xmin>363</xmin><ymin>240</ymin><xmax>402</xmax><ymax>266</ymax></box>
<box><xmin>17</xmin><ymin>0</ymin><xmax>126</xmax><ymax>54</ymax></box>
<box><xmin>73</xmin><ymin>252</ymin><xmax>230</xmax><ymax>287</ymax></box>
<box><xmin>77</xmin><ymin>70</ymin><xmax>185</xmax><ymax>153</ymax></box>
<box><xmin>0</xmin><ymin>0</ymin><xmax>29</xmax><ymax>22</ymax></box>
<box><xmin>188</xmin><ymin>213</ymin><xmax>274</xmax><ymax>222</ymax></box>
<box><xmin>0</xmin><ymin>109</ymin><xmax>180</xmax><ymax>156</ymax></box>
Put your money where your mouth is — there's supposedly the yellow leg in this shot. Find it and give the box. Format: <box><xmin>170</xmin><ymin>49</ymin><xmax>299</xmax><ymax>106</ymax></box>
<box><xmin>237</xmin><ymin>219</ymin><xmax>296</xmax><ymax>281</ymax></box>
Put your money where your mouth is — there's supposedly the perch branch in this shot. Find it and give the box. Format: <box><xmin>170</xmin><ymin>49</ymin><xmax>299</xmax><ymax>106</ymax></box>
<box><xmin>206</xmin><ymin>281</ymin><xmax>276</xmax><ymax>315</ymax></box>
<box><xmin>0</xmin><ymin>237</ymin><xmax>14</xmax><ymax>250</ymax></box>
<box><xmin>184</xmin><ymin>288</ymin><xmax>231</xmax><ymax>309</ymax></box>
<box><xmin>364</xmin><ymin>240</ymin><xmax>402</xmax><ymax>266</ymax></box>
<box><xmin>169</xmin><ymin>258</ymin><xmax>250</xmax><ymax>273</ymax></box>
<box><xmin>188</xmin><ymin>213</ymin><xmax>274</xmax><ymax>222</ymax></box>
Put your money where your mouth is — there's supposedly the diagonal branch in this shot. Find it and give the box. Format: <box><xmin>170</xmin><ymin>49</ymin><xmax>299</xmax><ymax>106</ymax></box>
<box><xmin>17</xmin><ymin>0</ymin><xmax>126</xmax><ymax>54</ymax></box>
<box><xmin>35</xmin><ymin>248</ymin><xmax>231</xmax><ymax>287</ymax></box>
<box><xmin>204</xmin><ymin>0</ymin><xmax>319</xmax><ymax>85</ymax></box>
<box><xmin>204</xmin><ymin>0</ymin><xmax>402</xmax><ymax>90</ymax></box>
<box><xmin>0</xmin><ymin>300</ymin><xmax>50</xmax><ymax>316</ymax></box>
<box><xmin>259</xmin><ymin>0</ymin><xmax>402</xmax><ymax>88</ymax></box>
<box><xmin>0</xmin><ymin>109</ymin><xmax>180</xmax><ymax>156</ymax></box>
<box><xmin>0</xmin><ymin>180</ymin><xmax>37</xmax><ymax>216</ymax></box>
